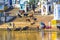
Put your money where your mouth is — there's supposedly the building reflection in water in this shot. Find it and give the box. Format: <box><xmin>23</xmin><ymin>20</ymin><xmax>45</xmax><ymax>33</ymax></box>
<box><xmin>41</xmin><ymin>30</ymin><xmax>58</xmax><ymax>40</ymax></box>
<box><xmin>0</xmin><ymin>31</ymin><xmax>59</xmax><ymax>40</ymax></box>
<box><xmin>41</xmin><ymin>30</ymin><xmax>52</xmax><ymax>40</ymax></box>
<box><xmin>51</xmin><ymin>32</ymin><xmax>57</xmax><ymax>40</ymax></box>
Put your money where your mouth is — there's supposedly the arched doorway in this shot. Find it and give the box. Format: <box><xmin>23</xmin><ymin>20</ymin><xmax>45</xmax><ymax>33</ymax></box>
<box><xmin>49</xmin><ymin>6</ymin><xmax>51</xmax><ymax>12</ymax></box>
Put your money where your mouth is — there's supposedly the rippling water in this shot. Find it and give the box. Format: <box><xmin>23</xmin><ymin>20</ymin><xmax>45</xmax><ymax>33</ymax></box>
<box><xmin>0</xmin><ymin>31</ymin><xmax>60</xmax><ymax>40</ymax></box>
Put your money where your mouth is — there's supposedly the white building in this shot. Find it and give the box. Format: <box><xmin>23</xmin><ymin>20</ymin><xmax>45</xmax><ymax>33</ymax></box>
<box><xmin>40</xmin><ymin>0</ymin><xmax>58</xmax><ymax>15</ymax></box>
<box><xmin>40</xmin><ymin>0</ymin><xmax>53</xmax><ymax>15</ymax></box>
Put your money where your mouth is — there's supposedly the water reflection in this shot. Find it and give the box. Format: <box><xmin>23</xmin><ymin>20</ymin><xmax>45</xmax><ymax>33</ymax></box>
<box><xmin>51</xmin><ymin>32</ymin><xmax>57</xmax><ymax>40</ymax></box>
<box><xmin>0</xmin><ymin>31</ymin><xmax>60</xmax><ymax>40</ymax></box>
<box><xmin>41</xmin><ymin>30</ymin><xmax>52</xmax><ymax>40</ymax></box>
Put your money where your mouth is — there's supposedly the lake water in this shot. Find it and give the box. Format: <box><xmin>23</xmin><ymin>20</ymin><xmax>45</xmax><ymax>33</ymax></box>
<box><xmin>0</xmin><ymin>31</ymin><xmax>60</xmax><ymax>40</ymax></box>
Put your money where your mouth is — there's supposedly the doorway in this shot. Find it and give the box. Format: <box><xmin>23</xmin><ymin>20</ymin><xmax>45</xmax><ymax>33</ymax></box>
<box><xmin>49</xmin><ymin>6</ymin><xmax>51</xmax><ymax>12</ymax></box>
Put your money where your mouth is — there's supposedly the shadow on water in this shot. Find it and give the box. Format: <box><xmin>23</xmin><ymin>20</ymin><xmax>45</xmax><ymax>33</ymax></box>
<box><xmin>0</xmin><ymin>31</ymin><xmax>60</xmax><ymax>40</ymax></box>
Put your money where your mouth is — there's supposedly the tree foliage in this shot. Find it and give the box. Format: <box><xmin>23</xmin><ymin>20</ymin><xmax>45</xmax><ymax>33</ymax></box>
<box><xmin>28</xmin><ymin>0</ymin><xmax>35</xmax><ymax>5</ymax></box>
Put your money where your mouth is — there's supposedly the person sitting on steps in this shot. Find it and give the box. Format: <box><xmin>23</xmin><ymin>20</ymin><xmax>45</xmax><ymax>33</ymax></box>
<box><xmin>26</xmin><ymin>18</ymin><xmax>31</xmax><ymax>22</ymax></box>
<box><xmin>28</xmin><ymin>14</ymin><xmax>34</xmax><ymax>18</ymax></box>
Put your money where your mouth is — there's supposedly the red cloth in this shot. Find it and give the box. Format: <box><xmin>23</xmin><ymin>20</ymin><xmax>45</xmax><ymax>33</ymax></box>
<box><xmin>46</xmin><ymin>26</ymin><xmax>51</xmax><ymax>29</ymax></box>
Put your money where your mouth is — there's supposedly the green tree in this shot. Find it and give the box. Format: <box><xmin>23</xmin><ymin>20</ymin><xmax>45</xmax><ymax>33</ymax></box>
<box><xmin>28</xmin><ymin>0</ymin><xmax>35</xmax><ymax>5</ymax></box>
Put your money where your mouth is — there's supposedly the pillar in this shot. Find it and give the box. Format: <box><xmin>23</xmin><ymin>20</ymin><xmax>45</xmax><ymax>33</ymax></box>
<box><xmin>12</xmin><ymin>0</ymin><xmax>16</xmax><ymax>7</ymax></box>
<box><xmin>41</xmin><ymin>4</ymin><xmax>44</xmax><ymax>16</ymax></box>
<box><xmin>45</xmin><ymin>4</ymin><xmax>48</xmax><ymax>15</ymax></box>
<box><xmin>25</xmin><ymin>4</ymin><xmax>27</xmax><ymax>12</ymax></box>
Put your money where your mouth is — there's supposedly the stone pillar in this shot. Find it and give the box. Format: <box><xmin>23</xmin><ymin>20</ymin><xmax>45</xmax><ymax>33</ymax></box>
<box><xmin>12</xmin><ymin>0</ymin><xmax>16</xmax><ymax>7</ymax></box>
<box><xmin>45</xmin><ymin>4</ymin><xmax>48</xmax><ymax>15</ymax></box>
<box><xmin>25</xmin><ymin>4</ymin><xmax>27</xmax><ymax>13</ymax></box>
<box><xmin>41</xmin><ymin>4</ymin><xmax>44</xmax><ymax>16</ymax></box>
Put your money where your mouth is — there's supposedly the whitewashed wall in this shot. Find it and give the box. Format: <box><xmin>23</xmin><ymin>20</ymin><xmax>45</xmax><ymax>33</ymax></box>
<box><xmin>54</xmin><ymin>4</ymin><xmax>60</xmax><ymax>20</ymax></box>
